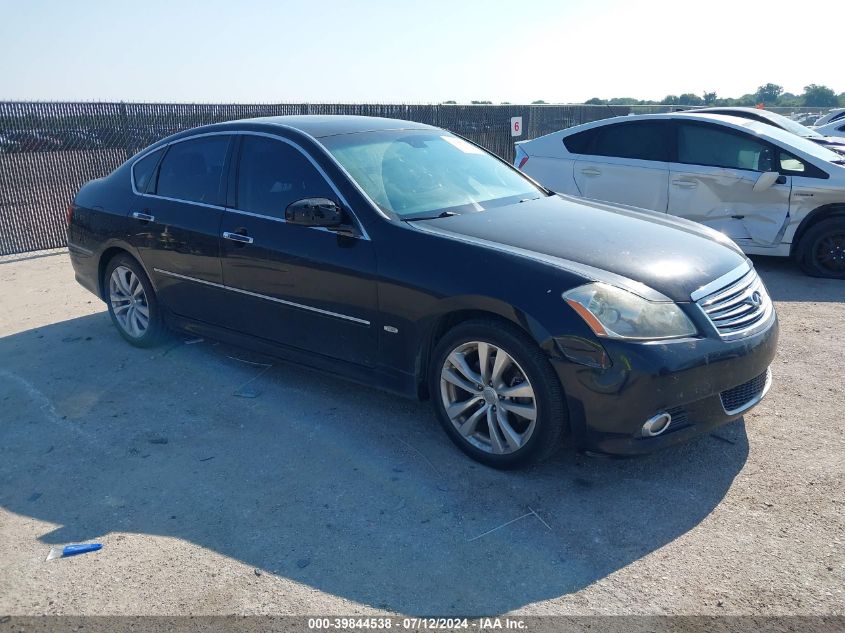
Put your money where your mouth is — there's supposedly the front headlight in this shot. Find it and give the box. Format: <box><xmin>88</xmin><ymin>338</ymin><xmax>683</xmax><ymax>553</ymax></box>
<box><xmin>563</xmin><ymin>283</ymin><xmax>696</xmax><ymax>340</ymax></box>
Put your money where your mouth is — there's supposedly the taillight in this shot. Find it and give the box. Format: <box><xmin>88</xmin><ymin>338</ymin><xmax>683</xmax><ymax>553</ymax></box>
<box><xmin>66</xmin><ymin>203</ymin><xmax>75</xmax><ymax>225</ymax></box>
<box><xmin>518</xmin><ymin>155</ymin><xmax>530</xmax><ymax>169</ymax></box>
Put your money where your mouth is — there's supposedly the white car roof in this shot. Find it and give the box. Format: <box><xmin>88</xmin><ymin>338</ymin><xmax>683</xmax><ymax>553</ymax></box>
<box><xmin>518</xmin><ymin>112</ymin><xmax>843</xmax><ymax>166</ymax></box>
<box><xmin>815</xmin><ymin>108</ymin><xmax>845</xmax><ymax>127</ymax></box>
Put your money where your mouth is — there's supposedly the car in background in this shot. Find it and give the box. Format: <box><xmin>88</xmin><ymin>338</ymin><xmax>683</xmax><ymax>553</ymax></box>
<box><xmin>4</xmin><ymin>130</ymin><xmax>62</xmax><ymax>152</ymax></box>
<box><xmin>814</xmin><ymin>108</ymin><xmax>845</xmax><ymax>128</ymax></box>
<box><xmin>515</xmin><ymin>112</ymin><xmax>845</xmax><ymax>278</ymax></box>
<box><xmin>815</xmin><ymin>119</ymin><xmax>845</xmax><ymax>140</ymax></box>
<box><xmin>67</xmin><ymin>115</ymin><xmax>778</xmax><ymax>468</ymax></box>
<box><xmin>689</xmin><ymin>107</ymin><xmax>845</xmax><ymax>155</ymax></box>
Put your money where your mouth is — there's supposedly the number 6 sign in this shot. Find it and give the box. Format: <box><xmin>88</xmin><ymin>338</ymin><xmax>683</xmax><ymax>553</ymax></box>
<box><xmin>510</xmin><ymin>116</ymin><xmax>523</xmax><ymax>137</ymax></box>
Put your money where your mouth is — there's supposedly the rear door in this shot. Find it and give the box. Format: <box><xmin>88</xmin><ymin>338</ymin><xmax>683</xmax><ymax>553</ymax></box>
<box><xmin>217</xmin><ymin>133</ymin><xmax>378</xmax><ymax>366</ymax></box>
<box><xmin>128</xmin><ymin>134</ymin><xmax>233</xmax><ymax>320</ymax></box>
<box><xmin>572</xmin><ymin>120</ymin><xmax>671</xmax><ymax>211</ymax></box>
<box><xmin>669</xmin><ymin>122</ymin><xmax>791</xmax><ymax>245</ymax></box>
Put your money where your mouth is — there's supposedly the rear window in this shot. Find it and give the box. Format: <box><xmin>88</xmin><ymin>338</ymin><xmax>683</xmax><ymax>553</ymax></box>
<box><xmin>592</xmin><ymin>121</ymin><xmax>671</xmax><ymax>161</ymax></box>
<box><xmin>565</xmin><ymin>121</ymin><xmax>671</xmax><ymax>161</ymax></box>
<box><xmin>563</xmin><ymin>129</ymin><xmax>597</xmax><ymax>154</ymax></box>
<box><xmin>132</xmin><ymin>149</ymin><xmax>163</xmax><ymax>193</ymax></box>
<box><xmin>155</xmin><ymin>136</ymin><xmax>231</xmax><ymax>205</ymax></box>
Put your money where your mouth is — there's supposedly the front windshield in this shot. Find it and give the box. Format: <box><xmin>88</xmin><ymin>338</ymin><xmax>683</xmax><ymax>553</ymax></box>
<box><xmin>759</xmin><ymin>110</ymin><xmax>823</xmax><ymax>139</ymax></box>
<box><xmin>745</xmin><ymin>120</ymin><xmax>843</xmax><ymax>163</ymax></box>
<box><xmin>321</xmin><ymin>130</ymin><xmax>545</xmax><ymax>218</ymax></box>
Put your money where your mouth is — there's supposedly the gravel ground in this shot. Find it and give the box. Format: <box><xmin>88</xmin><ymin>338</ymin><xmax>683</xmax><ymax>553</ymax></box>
<box><xmin>0</xmin><ymin>251</ymin><xmax>842</xmax><ymax>617</ymax></box>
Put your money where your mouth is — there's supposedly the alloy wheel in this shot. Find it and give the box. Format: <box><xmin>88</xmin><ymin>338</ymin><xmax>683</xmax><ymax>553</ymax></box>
<box><xmin>109</xmin><ymin>266</ymin><xmax>150</xmax><ymax>338</ymax></box>
<box><xmin>439</xmin><ymin>341</ymin><xmax>537</xmax><ymax>455</ymax></box>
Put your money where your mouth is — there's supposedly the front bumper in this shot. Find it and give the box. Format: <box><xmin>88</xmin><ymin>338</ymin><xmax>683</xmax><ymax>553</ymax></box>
<box><xmin>551</xmin><ymin>314</ymin><xmax>779</xmax><ymax>455</ymax></box>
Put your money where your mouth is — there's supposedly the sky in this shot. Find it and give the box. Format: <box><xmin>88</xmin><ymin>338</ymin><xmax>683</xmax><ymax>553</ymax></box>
<box><xmin>1</xmin><ymin>0</ymin><xmax>843</xmax><ymax>104</ymax></box>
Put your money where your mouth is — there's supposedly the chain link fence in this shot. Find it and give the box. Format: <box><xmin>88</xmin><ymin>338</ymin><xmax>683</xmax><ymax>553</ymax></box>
<box><xmin>0</xmin><ymin>101</ymin><xmax>810</xmax><ymax>256</ymax></box>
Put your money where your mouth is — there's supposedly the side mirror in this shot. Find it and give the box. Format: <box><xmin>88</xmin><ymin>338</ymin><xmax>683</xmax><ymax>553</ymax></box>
<box><xmin>285</xmin><ymin>198</ymin><xmax>344</xmax><ymax>227</ymax></box>
<box><xmin>753</xmin><ymin>171</ymin><xmax>780</xmax><ymax>192</ymax></box>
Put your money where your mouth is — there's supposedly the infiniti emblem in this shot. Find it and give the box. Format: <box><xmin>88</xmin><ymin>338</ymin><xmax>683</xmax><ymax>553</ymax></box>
<box><xmin>746</xmin><ymin>291</ymin><xmax>763</xmax><ymax>308</ymax></box>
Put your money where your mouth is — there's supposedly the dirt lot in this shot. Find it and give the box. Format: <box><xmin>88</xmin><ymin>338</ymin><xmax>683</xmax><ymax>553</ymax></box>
<box><xmin>0</xmin><ymin>251</ymin><xmax>843</xmax><ymax>617</ymax></box>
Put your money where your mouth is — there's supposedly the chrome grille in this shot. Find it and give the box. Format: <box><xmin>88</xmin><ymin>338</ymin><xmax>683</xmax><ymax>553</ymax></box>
<box><xmin>696</xmin><ymin>267</ymin><xmax>773</xmax><ymax>339</ymax></box>
<box><xmin>720</xmin><ymin>369</ymin><xmax>772</xmax><ymax>414</ymax></box>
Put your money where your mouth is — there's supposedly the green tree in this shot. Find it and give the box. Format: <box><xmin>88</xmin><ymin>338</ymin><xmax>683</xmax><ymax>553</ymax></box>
<box><xmin>531</xmin><ymin>100</ymin><xmax>547</xmax><ymax>104</ymax></box>
<box><xmin>660</xmin><ymin>95</ymin><xmax>680</xmax><ymax>105</ymax></box>
<box><xmin>803</xmin><ymin>84</ymin><xmax>838</xmax><ymax>107</ymax></box>
<box><xmin>470</xmin><ymin>100</ymin><xmax>492</xmax><ymax>104</ymax></box>
<box><xmin>679</xmin><ymin>93</ymin><xmax>703</xmax><ymax>105</ymax></box>
<box><xmin>585</xmin><ymin>97</ymin><xmax>606</xmax><ymax>105</ymax></box>
<box><xmin>754</xmin><ymin>83</ymin><xmax>783</xmax><ymax>104</ymax></box>
<box><xmin>703</xmin><ymin>91</ymin><xmax>717</xmax><ymax>105</ymax></box>
<box><xmin>442</xmin><ymin>100</ymin><xmax>457</xmax><ymax>104</ymax></box>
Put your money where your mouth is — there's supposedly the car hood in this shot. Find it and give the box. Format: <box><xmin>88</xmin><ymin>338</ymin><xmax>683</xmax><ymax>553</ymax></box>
<box><xmin>409</xmin><ymin>194</ymin><xmax>748</xmax><ymax>303</ymax></box>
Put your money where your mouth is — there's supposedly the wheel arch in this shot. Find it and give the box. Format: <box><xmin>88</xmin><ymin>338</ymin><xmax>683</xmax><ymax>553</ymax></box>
<box><xmin>97</xmin><ymin>244</ymin><xmax>153</xmax><ymax>300</ymax></box>
<box><xmin>790</xmin><ymin>202</ymin><xmax>845</xmax><ymax>257</ymax></box>
<box><xmin>413</xmin><ymin>299</ymin><xmax>556</xmax><ymax>400</ymax></box>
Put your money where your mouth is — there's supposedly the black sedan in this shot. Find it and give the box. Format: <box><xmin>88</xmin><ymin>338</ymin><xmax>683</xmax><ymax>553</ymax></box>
<box><xmin>67</xmin><ymin>116</ymin><xmax>778</xmax><ymax>468</ymax></box>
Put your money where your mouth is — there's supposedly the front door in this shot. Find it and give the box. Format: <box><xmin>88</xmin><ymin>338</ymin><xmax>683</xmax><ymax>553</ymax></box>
<box><xmin>669</xmin><ymin>122</ymin><xmax>791</xmax><ymax>245</ymax></box>
<box><xmin>217</xmin><ymin>134</ymin><xmax>378</xmax><ymax>367</ymax></box>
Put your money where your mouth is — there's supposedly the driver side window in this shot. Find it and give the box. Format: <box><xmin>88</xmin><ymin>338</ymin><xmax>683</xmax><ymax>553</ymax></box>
<box><xmin>236</xmin><ymin>136</ymin><xmax>334</xmax><ymax>218</ymax></box>
<box><xmin>678</xmin><ymin>123</ymin><xmax>773</xmax><ymax>172</ymax></box>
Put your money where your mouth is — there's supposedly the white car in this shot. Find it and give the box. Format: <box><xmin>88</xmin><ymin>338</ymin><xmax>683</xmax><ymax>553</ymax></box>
<box><xmin>814</xmin><ymin>108</ymin><xmax>845</xmax><ymax>128</ymax></box>
<box><xmin>515</xmin><ymin>113</ymin><xmax>845</xmax><ymax>278</ymax></box>
<box><xmin>815</xmin><ymin>119</ymin><xmax>845</xmax><ymax>140</ymax></box>
<box><xmin>688</xmin><ymin>107</ymin><xmax>845</xmax><ymax>155</ymax></box>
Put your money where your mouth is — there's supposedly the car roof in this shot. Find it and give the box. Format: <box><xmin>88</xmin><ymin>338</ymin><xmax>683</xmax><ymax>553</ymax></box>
<box><xmin>220</xmin><ymin>115</ymin><xmax>438</xmax><ymax>138</ymax></box>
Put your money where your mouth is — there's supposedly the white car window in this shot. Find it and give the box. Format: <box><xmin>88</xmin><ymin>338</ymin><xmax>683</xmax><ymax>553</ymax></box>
<box><xmin>678</xmin><ymin>124</ymin><xmax>773</xmax><ymax>172</ymax></box>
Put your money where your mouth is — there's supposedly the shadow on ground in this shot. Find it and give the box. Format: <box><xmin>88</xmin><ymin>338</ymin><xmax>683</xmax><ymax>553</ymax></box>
<box><xmin>0</xmin><ymin>313</ymin><xmax>749</xmax><ymax>615</ymax></box>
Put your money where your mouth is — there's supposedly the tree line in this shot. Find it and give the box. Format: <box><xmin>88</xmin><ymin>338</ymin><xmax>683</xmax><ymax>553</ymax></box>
<box><xmin>586</xmin><ymin>83</ymin><xmax>843</xmax><ymax>108</ymax></box>
<box><xmin>445</xmin><ymin>84</ymin><xmax>844</xmax><ymax>108</ymax></box>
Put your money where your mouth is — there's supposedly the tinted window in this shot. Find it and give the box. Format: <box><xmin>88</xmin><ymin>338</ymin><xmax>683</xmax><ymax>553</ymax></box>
<box><xmin>588</xmin><ymin>122</ymin><xmax>671</xmax><ymax>161</ymax></box>
<box><xmin>156</xmin><ymin>136</ymin><xmax>230</xmax><ymax>204</ymax></box>
<box><xmin>678</xmin><ymin>124</ymin><xmax>773</xmax><ymax>171</ymax></box>
<box><xmin>563</xmin><ymin>129</ymin><xmax>596</xmax><ymax>154</ymax></box>
<box><xmin>132</xmin><ymin>149</ymin><xmax>163</xmax><ymax>193</ymax></box>
<box><xmin>236</xmin><ymin>136</ymin><xmax>334</xmax><ymax>217</ymax></box>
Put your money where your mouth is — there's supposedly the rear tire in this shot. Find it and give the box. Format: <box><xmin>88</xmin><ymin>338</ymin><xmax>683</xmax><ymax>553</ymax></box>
<box><xmin>796</xmin><ymin>217</ymin><xmax>845</xmax><ymax>279</ymax></box>
<box><xmin>428</xmin><ymin>319</ymin><xmax>567</xmax><ymax>469</ymax></box>
<box><xmin>104</xmin><ymin>254</ymin><xmax>166</xmax><ymax>347</ymax></box>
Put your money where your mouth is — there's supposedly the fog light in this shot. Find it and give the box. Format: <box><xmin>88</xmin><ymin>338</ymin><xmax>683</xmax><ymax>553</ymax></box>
<box><xmin>641</xmin><ymin>412</ymin><xmax>672</xmax><ymax>437</ymax></box>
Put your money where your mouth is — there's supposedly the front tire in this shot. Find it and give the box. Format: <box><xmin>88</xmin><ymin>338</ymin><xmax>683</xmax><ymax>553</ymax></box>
<box><xmin>796</xmin><ymin>217</ymin><xmax>845</xmax><ymax>279</ymax></box>
<box><xmin>104</xmin><ymin>254</ymin><xmax>165</xmax><ymax>347</ymax></box>
<box><xmin>428</xmin><ymin>319</ymin><xmax>567</xmax><ymax>469</ymax></box>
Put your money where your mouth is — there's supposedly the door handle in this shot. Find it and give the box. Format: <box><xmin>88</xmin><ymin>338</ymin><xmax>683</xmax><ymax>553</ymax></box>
<box><xmin>131</xmin><ymin>211</ymin><xmax>155</xmax><ymax>222</ymax></box>
<box><xmin>580</xmin><ymin>167</ymin><xmax>601</xmax><ymax>177</ymax></box>
<box><xmin>223</xmin><ymin>231</ymin><xmax>254</xmax><ymax>245</ymax></box>
<box><xmin>672</xmin><ymin>179</ymin><xmax>698</xmax><ymax>189</ymax></box>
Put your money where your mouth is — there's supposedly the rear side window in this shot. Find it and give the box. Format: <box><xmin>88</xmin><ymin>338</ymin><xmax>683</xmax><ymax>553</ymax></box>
<box><xmin>156</xmin><ymin>136</ymin><xmax>231</xmax><ymax>205</ymax></box>
<box><xmin>132</xmin><ymin>149</ymin><xmax>163</xmax><ymax>193</ymax></box>
<box><xmin>567</xmin><ymin>122</ymin><xmax>671</xmax><ymax>161</ymax></box>
<box><xmin>236</xmin><ymin>136</ymin><xmax>333</xmax><ymax>217</ymax></box>
<box><xmin>563</xmin><ymin>129</ymin><xmax>597</xmax><ymax>154</ymax></box>
<box><xmin>678</xmin><ymin>123</ymin><xmax>773</xmax><ymax>172</ymax></box>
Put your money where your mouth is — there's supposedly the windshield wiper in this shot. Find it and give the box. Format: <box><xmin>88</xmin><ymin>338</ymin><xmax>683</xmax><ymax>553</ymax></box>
<box><xmin>404</xmin><ymin>210</ymin><xmax>459</xmax><ymax>221</ymax></box>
